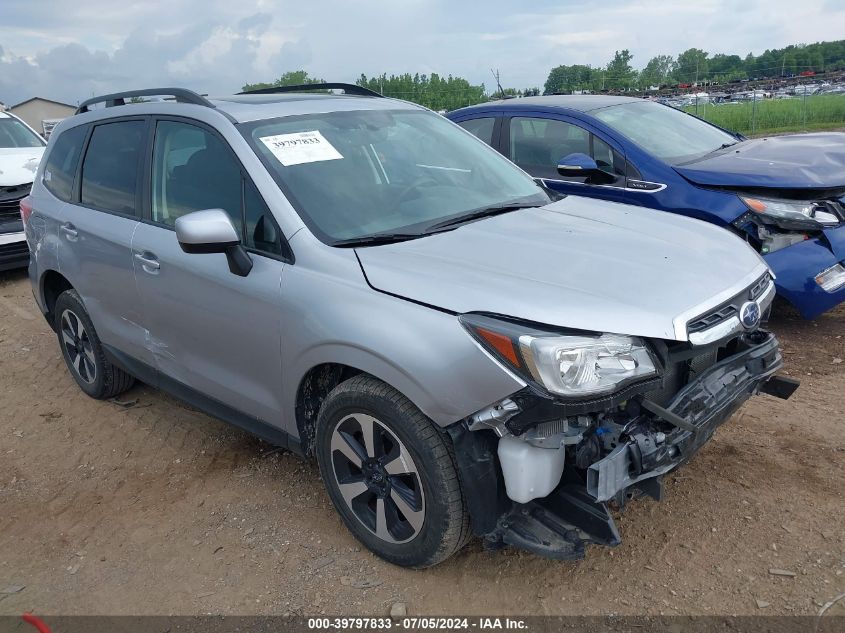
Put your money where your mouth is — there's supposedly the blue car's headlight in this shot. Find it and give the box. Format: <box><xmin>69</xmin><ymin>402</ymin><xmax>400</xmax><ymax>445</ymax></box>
<box><xmin>741</xmin><ymin>195</ymin><xmax>840</xmax><ymax>227</ymax></box>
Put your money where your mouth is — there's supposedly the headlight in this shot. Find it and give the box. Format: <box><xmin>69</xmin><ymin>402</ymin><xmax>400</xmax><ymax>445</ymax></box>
<box><xmin>740</xmin><ymin>195</ymin><xmax>840</xmax><ymax>229</ymax></box>
<box><xmin>460</xmin><ymin>314</ymin><xmax>658</xmax><ymax>398</ymax></box>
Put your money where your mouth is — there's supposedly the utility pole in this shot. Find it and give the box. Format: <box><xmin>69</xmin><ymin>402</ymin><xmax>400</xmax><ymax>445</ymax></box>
<box><xmin>491</xmin><ymin>68</ymin><xmax>505</xmax><ymax>99</ymax></box>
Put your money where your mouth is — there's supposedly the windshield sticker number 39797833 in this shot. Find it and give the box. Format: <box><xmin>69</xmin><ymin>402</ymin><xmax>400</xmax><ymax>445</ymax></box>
<box><xmin>258</xmin><ymin>131</ymin><xmax>344</xmax><ymax>167</ymax></box>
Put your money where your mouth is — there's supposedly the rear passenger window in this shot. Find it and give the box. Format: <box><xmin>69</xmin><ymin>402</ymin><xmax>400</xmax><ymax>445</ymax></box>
<box><xmin>81</xmin><ymin>120</ymin><xmax>145</xmax><ymax>214</ymax></box>
<box><xmin>42</xmin><ymin>125</ymin><xmax>87</xmax><ymax>202</ymax></box>
<box><xmin>457</xmin><ymin>118</ymin><xmax>496</xmax><ymax>146</ymax></box>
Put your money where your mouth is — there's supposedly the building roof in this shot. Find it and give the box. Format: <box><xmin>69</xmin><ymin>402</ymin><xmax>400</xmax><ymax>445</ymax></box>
<box><xmin>10</xmin><ymin>96</ymin><xmax>76</xmax><ymax>110</ymax></box>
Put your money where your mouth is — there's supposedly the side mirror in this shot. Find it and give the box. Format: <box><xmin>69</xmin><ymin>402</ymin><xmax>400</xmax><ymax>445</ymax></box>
<box><xmin>557</xmin><ymin>153</ymin><xmax>604</xmax><ymax>178</ymax></box>
<box><xmin>175</xmin><ymin>209</ymin><xmax>253</xmax><ymax>277</ymax></box>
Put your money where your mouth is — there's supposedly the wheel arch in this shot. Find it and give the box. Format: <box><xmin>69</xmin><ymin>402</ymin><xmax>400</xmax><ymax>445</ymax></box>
<box><xmin>291</xmin><ymin>346</ymin><xmax>447</xmax><ymax>458</ymax></box>
<box><xmin>40</xmin><ymin>269</ymin><xmax>74</xmax><ymax>329</ymax></box>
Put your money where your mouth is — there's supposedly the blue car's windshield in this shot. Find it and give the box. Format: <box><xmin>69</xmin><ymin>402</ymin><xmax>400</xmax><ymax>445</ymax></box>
<box><xmin>594</xmin><ymin>101</ymin><xmax>737</xmax><ymax>165</ymax></box>
<box><xmin>241</xmin><ymin>109</ymin><xmax>549</xmax><ymax>244</ymax></box>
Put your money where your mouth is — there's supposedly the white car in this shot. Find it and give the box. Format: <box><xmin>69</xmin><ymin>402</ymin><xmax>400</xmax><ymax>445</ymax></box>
<box><xmin>1</xmin><ymin>110</ymin><xmax>46</xmax><ymax>271</ymax></box>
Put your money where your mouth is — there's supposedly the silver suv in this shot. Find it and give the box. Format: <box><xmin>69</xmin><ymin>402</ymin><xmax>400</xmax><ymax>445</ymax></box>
<box><xmin>23</xmin><ymin>85</ymin><xmax>796</xmax><ymax>568</ymax></box>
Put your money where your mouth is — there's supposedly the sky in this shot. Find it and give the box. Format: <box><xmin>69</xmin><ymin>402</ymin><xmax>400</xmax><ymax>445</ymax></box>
<box><xmin>1</xmin><ymin>0</ymin><xmax>843</xmax><ymax>107</ymax></box>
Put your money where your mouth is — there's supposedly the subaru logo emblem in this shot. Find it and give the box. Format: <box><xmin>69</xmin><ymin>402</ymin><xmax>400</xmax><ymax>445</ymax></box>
<box><xmin>739</xmin><ymin>301</ymin><xmax>761</xmax><ymax>330</ymax></box>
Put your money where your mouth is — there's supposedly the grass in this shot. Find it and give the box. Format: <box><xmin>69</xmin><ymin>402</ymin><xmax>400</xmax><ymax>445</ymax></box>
<box><xmin>684</xmin><ymin>94</ymin><xmax>845</xmax><ymax>137</ymax></box>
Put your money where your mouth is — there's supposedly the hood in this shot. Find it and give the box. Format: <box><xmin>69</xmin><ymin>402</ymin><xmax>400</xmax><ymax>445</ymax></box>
<box><xmin>674</xmin><ymin>133</ymin><xmax>845</xmax><ymax>190</ymax></box>
<box><xmin>0</xmin><ymin>147</ymin><xmax>45</xmax><ymax>187</ymax></box>
<box><xmin>356</xmin><ymin>197</ymin><xmax>768</xmax><ymax>341</ymax></box>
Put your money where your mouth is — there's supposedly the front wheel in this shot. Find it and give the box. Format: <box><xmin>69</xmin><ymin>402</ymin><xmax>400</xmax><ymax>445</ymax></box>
<box><xmin>315</xmin><ymin>375</ymin><xmax>470</xmax><ymax>568</ymax></box>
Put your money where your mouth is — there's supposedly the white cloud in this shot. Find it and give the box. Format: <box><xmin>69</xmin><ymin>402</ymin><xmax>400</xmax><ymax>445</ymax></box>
<box><xmin>0</xmin><ymin>0</ymin><xmax>843</xmax><ymax>106</ymax></box>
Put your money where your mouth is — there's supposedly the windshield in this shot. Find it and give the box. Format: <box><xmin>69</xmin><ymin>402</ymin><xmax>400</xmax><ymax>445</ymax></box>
<box><xmin>0</xmin><ymin>117</ymin><xmax>46</xmax><ymax>148</ymax></box>
<box><xmin>241</xmin><ymin>109</ymin><xmax>549</xmax><ymax>243</ymax></box>
<box><xmin>593</xmin><ymin>101</ymin><xmax>737</xmax><ymax>165</ymax></box>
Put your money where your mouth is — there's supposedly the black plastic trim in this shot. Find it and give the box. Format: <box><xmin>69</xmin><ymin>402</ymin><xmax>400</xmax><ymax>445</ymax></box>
<box><xmin>76</xmin><ymin>88</ymin><xmax>215</xmax><ymax>114</ymax></box>
<box><xmin>446</xmin><ymin>422</ymin><xmax>509</xmax><ymax>536</ymax></box>
<box><xmin>102</xmin><ymin>344</ymin><xmax>302</xmax><ymax>455</ymax></box>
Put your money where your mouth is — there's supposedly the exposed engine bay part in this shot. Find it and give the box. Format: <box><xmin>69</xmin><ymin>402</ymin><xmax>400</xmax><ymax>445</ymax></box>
<box><xmin>467</xmin><ymin>398</ymin><xmax>519</xmax><ymax>436</ymax></box>
<box><xmin>452</xmin><ymin>329</ymin><xmax>797</xmax><ymax>560</ymax></box>
<box><xmin>497</xmin><ymin>435</ymin><xmax>566</xmax><ymax>504</ymax></box>
<box><xmin>496</xmin><ymin>417</ymin><xmax>590</xmax><ymax>503</ymax></box>
<box><xmin>589</xmin><ymin>330</ymin><xmax>784</xmax><ymax>501</ymax></box>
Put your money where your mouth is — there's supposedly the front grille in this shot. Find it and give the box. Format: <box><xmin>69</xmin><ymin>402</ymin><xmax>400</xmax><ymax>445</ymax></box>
<box><xmin>687</xmin><ymin>273</ymin><xmax>772</xmax><ymax>334</ymax></box>
<box><xmin>0</xmin><ymin>184</ymin><xmax>31</xmax><ymax>222</ymax></box>
<box><xmin>687</xmin><ymin>305</ymin><xmax>737</xmax><ymax>333</ymax></box>
<box><xmin>748</xmin><ymin>274</ymin><xmax>769</xmax><ymax>301</ymax></box>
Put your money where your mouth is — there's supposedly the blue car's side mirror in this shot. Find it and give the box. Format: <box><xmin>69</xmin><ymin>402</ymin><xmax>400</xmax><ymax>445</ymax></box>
<box><xmin>557</xmin><ymin>153</ymin><xmax>603</xmax><ymax>178</ymax></box>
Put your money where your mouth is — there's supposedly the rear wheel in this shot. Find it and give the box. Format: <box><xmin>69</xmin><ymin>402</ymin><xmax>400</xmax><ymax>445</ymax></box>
<box><xmin>54</xmin><ymin>289</ymin><xmax>135</xmax><ymax>399</ymax></box>
<box><xmin>315</xmin><ymin>375</ymin><xmax>470</xmax><ymax>568</ymax></box>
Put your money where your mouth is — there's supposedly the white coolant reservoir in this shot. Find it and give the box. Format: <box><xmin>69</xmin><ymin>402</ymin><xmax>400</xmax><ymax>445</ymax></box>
<box><xmin>497</xmin><ymin>435</ymin><xmax>566</xmax><ymax>504</ymax></box>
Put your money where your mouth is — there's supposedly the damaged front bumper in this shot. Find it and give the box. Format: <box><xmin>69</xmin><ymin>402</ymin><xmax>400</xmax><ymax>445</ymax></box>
<box><xmin>448</xmin><ymin>330</ymin><xmax>797</xmax><ymax>561</ymax></box>
<box><xmin>588</xmin><ymin>329</ymin><xmax>787</xmax><ymax>502</ymax></box>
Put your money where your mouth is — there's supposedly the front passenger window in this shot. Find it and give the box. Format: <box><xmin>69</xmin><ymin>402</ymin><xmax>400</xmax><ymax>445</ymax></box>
<box><xmin>244</xmin><ymin>180</ymin><xmax>284</xmax><ymax>256</ymax></box>
<box><xmin>508</xmin><ymin>117</ymin><xmax>625</xmax><ymax>184</ymax></box>
<box><xmin>151</xmin><ymin>121</ymin><xmax>242</xmax><ymax>230</ymax></box>
<box><xmin>509</xmin><ymin>117</ymin><xmax>589</xmax><ymax>180</ymax></box>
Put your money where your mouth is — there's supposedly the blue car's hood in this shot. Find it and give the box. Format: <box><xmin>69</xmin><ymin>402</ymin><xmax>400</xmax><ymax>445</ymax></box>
<box><xmin>674</xmin><ymin>132</ymin><xmax>845</xmax><ymax>190</ymax></box>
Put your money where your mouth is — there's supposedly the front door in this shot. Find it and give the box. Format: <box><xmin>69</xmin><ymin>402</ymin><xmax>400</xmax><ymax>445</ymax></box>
<box><xmin>131</xmin><ymin>118</ymin><xmax>290</xmax><ymax>426</ymax></box>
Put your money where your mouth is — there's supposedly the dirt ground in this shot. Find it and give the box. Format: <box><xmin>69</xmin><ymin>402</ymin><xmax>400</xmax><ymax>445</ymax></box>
<box><xmin>0</xmin><ymin>268</ymin><xmax>842</xmax><ymax>617</ymax></box>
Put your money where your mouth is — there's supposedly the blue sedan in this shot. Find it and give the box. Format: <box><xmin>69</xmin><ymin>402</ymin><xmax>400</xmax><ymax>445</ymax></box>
<box><xmin>446</xmin><ymin>96</ymin><xmax>845</xmax><ymax>319</ymax></box>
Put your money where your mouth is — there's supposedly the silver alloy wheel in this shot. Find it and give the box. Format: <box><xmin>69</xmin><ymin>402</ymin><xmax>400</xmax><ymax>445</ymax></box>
<box><xmin>60</xmin><ymin>309</ymin><xmax>97</xmax><ymax>385</ymax></box>
<box><xmin>330</xmin><ymin>413</ymin><xmax>426</xmax><ymax>544</ymax></box>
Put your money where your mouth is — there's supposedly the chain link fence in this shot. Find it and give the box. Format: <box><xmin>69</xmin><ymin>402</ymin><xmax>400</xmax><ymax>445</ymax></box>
<box><xmin>678</xmin><ymin>88</ymin><xmax>845</xmax><ymax>136</ymax></box>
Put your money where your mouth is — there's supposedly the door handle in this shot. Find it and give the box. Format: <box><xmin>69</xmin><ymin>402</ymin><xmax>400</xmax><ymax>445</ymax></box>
<box><xmin>134</xmin><ymin>252</ymin><xmax>160</xmax><ymax>271</ymax></box>
<box><xmin>60</xmin><ymin>223</ymin><xmax>78</xmax><ymax>239</ymax></box>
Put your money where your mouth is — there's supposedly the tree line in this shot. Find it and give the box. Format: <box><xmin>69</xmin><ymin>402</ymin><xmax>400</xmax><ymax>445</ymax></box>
<box><xmin>243</xmin><ymin>70</ymin><xmax>491</xmax><ymax>111</ymax></box>
<box><xmin>241</xmin><ymin>39</ymin><xmax>845</xmax><ymax>111</ymax></box>
<box><xmin>544</xmin><ymin>39</ymin><xmax>845</xmax><ymax>93</ymax></box>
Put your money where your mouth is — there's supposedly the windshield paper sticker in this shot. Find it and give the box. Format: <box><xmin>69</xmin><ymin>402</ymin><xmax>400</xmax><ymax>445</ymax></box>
<box><xmin>258</xmin><ymin>131</ymin><xmax>343</xmax><ymax>166</ymax></box>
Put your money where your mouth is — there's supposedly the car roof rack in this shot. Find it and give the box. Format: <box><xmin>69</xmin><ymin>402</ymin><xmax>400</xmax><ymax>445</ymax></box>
<box><xmin>75</xmin><ymin>88</ymin><xmax>215</xmax><ymax>114</ymax></box>
<box><xmin>238</xmin><ymin>83</ymin><xmax>383</xmax><ymax>98</ymax></box>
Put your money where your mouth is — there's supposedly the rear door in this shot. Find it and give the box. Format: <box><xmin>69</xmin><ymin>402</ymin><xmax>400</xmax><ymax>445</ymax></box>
<box><xmin>58</xmin><ymin>117</ymin><xmax>153</xmax><ymax>365</ymax></box>
<box><xmin>131</xmin><ymin>117</ymin><xmax>290</xmax><ymax>426</ymax></box>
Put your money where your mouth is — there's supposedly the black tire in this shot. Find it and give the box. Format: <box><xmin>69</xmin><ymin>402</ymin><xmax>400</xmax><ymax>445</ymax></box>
<box><xmin>54</xmin><ymin>289</ymin><xmax>135</xmax><ymax>399</ymax></box>
<box><xmin>315</xmin><ymin>375</ymin><xmax>470</xmax><ymax>568</ymax></box>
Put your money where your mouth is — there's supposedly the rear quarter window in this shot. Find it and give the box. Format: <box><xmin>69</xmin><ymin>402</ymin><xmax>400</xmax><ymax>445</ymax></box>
<box><xmin>42</xmin><ymin>125</ymin><xmax>87</xmax><ymax>202</ymax></box>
